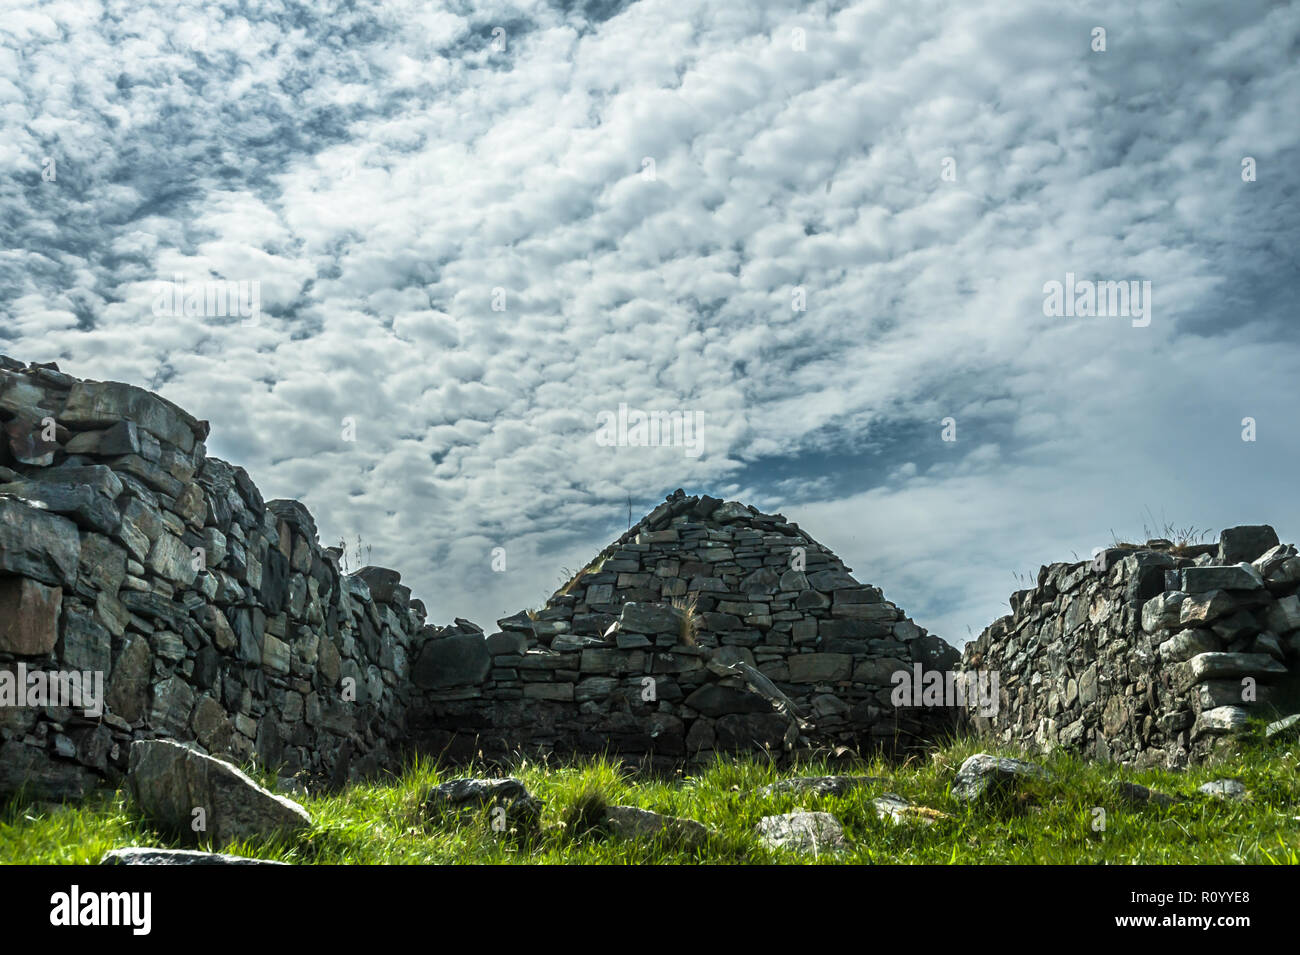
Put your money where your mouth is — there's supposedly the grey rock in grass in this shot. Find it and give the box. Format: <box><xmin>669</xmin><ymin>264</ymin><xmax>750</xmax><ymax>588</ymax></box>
<box><xmin>756</xmin><ymin>811</ymin><xmax>847</xmax><ymax>854</ymax></box>
<box><xmin>603</xmin><ymin>805</ymin><xmax>710</xmax><ymax>848</ymax></box>
<box><xmin>101</xmin><ymin>847</ymin><xmax>288</xmax><ymax>865</ymax></box>
<box><xmin>1198</xmin><ymin>779</ymin><xmax>1247</xmax><ymax>800</ymax></box>
<box><xmin>423</xmin><ymin>777</ymin><xmax>542</xmax><ymax>826</ymax></box>
<box><xmin>1265</xmin><ymin>713</ymin><xmax>1300</xmax><ymax>740</ymax></box>
<box><xmin>758</xmin><ymin>775</ymin><xmax>887</xmax><ymax>798</ymax></box>
<box><xmin>1111</xmin><ymin>781</ymin><xmax>1179</xmax><ymax>808</ymax></box>
<box><xmin>952</xmin><ymin>753</ymin><xmax>1051</xmax><ymax>803</ymax></box>
<box><xmin>126</xmin><ymin>739</ymin><xmax>312</xmax><ymax>847</ymax></box>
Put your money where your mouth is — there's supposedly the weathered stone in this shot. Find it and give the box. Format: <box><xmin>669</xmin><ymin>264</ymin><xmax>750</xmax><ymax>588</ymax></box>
<box><xmin>1265</xmin><ymin>714</ymin><xmax>1300</xmax><ymax>739</ymax></box>
<box><xmin>755</xmin><ymin>811</ymin><xmax>846</xmax><ymax>854</ymax></box>
<box><xmin>0</xmin><ymin>739</ymin><xmax>98</xmax><ymax>800</ymax></box>
<box><xmin>1217</xmin><ymin>525</ymin><xmax>1279</xmax><ymax>565</ymax></box>
<box><xmin>0</xmin><ymin>577</ymin><xmax>61</xmax><ymax>655</ymax></box>
<box><xmin>106</xmin><ymin>635</ymin><xmax>152</xmax><ymax>722</ymax></box>
<box><xmin>126</xmin><ymin>740</ymin><xmax>311</xmax><ymax>846</ymax></box>
<box><xmin>0</xmin><ymin>497</ymin><xmax>81</xmax><ymax>587</ymax></box>
<box><xmin>1179</xmin><ymin>591</ymin><xmax>1238</xmax><ymax>628</ymax></box>
<box><xmin>1111</xmin><ymin>781</ymin><xmax>1179</xmax><ymax>808</ymax></box>
<box><xmin>1198</xmin><ymin>778</ymin><xmax>1247</xmax><ymax>800</ymax></box>
<box><xmin>1193</xmin><ymin>706</ymin><xmax>1252</xmax><ymax>737</ymax></box>
<box><xmin>951</xmin><ymin>753</ymin><xmax>1052</xmax><ymax>802</ymax></box>
<box><xmin>422</xmin><ymin>777</ymin><xmax>542</xmax><ymax>826</ymax></box>
<box><xmin>57</xmin><ymin>606</ymin><xmax>111</xmax><ymax>676</ymax></box>
<box><xmin>617</xmin><ymin>602</ymin><xmax>684</xmax><ymax>635</ymax></box>
<box><xmin>873</xmin><ymin>793</ymin><xmax>950</xmax><ymax>825</ymax></box>
<box><xmin>1187</xmin><ymin>652</ymin><xmax>1287</xmax><ymax>684</ymax></box>
<box><xmin>1181</xmin><ymin>563</ymin><xmax>1264</xmax><ymax>594</ymax></box>
<box><xmin>683</xmin><ymin>684</ymin><xmax>770</xmax><ymax>718</ymax></box>
<box><xmin>1160</xmin><ymin>628</ymin><xmax>1220</xmax><ymax>663</ymax></box>
<box><xmin>62</xmin><ymin>379</ymin><xmax>206</xmax><ymax>453</ymax></box>
<box><xmin>603</xmin><ymin>805</ymin><xmax>710</xmax><ymax>847</ymax></box>
<box><xmin>148</xmin><ymin>677</ymin><xmax>196</xmax><ymax>739</ymax></box>
<box><xmin>787</xmin><ymin>653</ymin><xmax>852</xmax><ymax>683</ymax></box>
<box><xmin>1265</xmin><ymin>595</ymin><xmax>1300</xmax><ymax>634</ymax></box>
<box><xmin>412</xmin><ymin>632</ymin><xmax>490</xmax><ymax>689</ymax></box>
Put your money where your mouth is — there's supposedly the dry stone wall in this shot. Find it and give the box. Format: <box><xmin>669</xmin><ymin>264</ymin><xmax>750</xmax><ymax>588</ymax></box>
<box><xmin>0</xmin><ymin>357</ymin><xmax>427</xmax><ymax>800</ymax></box>
<box><xmin>961</xmin><ymin>527</ymin><xmax>1300</xmax><ymax>768</ymax></box>
<box><xmin>0</xmin><ymin>359</ymin><xmax>966</xmax><ymax>801</ymax></box>
<box><xmin>407</xmin><ymin>490</ymin><xmax>964</xmax><ymax>768</ymax></box>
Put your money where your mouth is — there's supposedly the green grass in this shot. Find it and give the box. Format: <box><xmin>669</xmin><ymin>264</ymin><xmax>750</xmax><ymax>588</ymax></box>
<box><xmin>3</xmin><ymin>734</ymin><xmax>1298</xmax><ymax>864</ymax></box>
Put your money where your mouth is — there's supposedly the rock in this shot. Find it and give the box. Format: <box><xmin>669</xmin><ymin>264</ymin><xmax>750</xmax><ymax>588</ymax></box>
<box><xmin>1186</xmin><ymin>652</ymin><xmax>1287</xmax><ymax>683</ymax></box>
<box><xmin>1180</xmin><ymin>564</ymin><xmax>1263</xmax><ymax>593</ymax></box>
<box><xmin>807</xmin><ymin>569</ymin><xmax>858</xmax><ymax>592</ymax></box>
<box><xmin>1218</xmin><ymin>525</ymin><xmax>1279</xmax><ymax>565</ymax></box>
<box><xmin>757</xmin><ymin>775</ymin><xmax>887</xmax><ymax>798</ymax></box>
<box><xmin>683</xmin><ymin>685</ymin><xmax>771</xmax><ymax>718</ymax></box>
<box><xmin>1198</xmin><ymin>779</ymin><xmax>1247</xmax><ymax>800</ymax></box>
<box><xmin>1141</xmin><ymin>592</ymin><xmax>1186</xmax><ymax>633</ymax></box>
<box><xmin>711</xmin><ymin>501</ymin><xmax>752</xmax><ymax>522</ymax></box>
<box><xmin>354</xmin><ymin>566</ymin><xmax>401</xmax><ymax>603</ymax></box>
<box><xmin>755</xmin><ymin>811</ymin><xmax>847</xmax><ymax>854</ymax></box>
<box><xmin>126</xmin><ymin>739</ymin><xmax>312</xmax><ymax>847</ymax></box>
<box><xmin>422</xmin><ymin>777</ymin><xmax>542</xmax><ymax>827</ymax></box>
<box><xmin>61</xmin><ymin>379</ymin><xmax>206</xmax><ymax>453</ymax></box>
<box><xmin>1179</xmin><ymin>591</ymin><xmax>1238</xmax><ymax>628</ymax></box>
<box><xmin>873</xmin><ymin>793</ymin><xmax>951</xmax><ymax>825</ymax></box>
<box><xmin>412</xmin><ymin>632</ymin><xmax>490</xmax><ymax>689</ymax></box>
<box><xmin>617</xmin><ymin>602</ymin><xmax>684</xmax><ymax>635</ymax></box>
<box><xmin>1265</xmin><ymin>595</ymin><xmax>1300</xmax><ymax>634</ymax></box>
<box><xmin>105</xmin><ymin>635</ymin><xmax>152</xmax><ymax>722</ymax></box>
<box><xmin>146</xmin><ymin>532</ymin><xmax>198</xmax><ymax>587</ymax></box>
<box><xmin>1111</xmin><ymin>781</ymin><xmax>1179</xmax><ymax>808</ymax></box>
<box><xmin>951</xmin><ymin>753</ymin><xmax>1052</xmax><ymax>802</ymax></box>
<box><xmin>0</xmin><ymin>739</ymin><xmax>98</xmax><ymax>800</ymax></box>
<box><xmin>0</xmin><ymin>577</ymin><xmax>62</xmax><ymax>655</ymax></box>
<box><xmin>0</xmin><ymin>480</ymin><xmax>120</xmax><ymax>535</ymax></box>
<box><xmin>1265</xmin><ymin>713</ymin><xmax>1300</xmax><ymax>740</ymax></box>
<box><xmin>1160</xmin><ymin>628</ymin><xmax>1220</xmax><ymax>663</ymax></box>
<box><xmin>603</xmin><ymin>805</ymin><xmax>710</xmax><ymax>848</ymax></box>
<box><xmin>787</xmin><ymin>653</ymin><xmax>852</xmax><ymax>683</ymax></box>
<box><xmin>101</xmin><ymin>848</ymin><xmax>288</xmax><ymax>865</ymax></box>
<box><xmin>1193</xmin><ymin>706</ymin><xmax>1252</xmax><ymax>737</ymax></box>
<box><xmin>4</xmin><ymin>414</ymin><xmax>57</xmax><ymax>465</ymax></box>
<box><xmin>0</xmin><ymin>497</ymin><xmax>81</xmax><ymax>588</ymax></box>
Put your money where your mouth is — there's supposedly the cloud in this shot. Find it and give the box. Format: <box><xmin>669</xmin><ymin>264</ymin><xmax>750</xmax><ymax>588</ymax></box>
<box><xmin>1</xmin><ymin>0</ymin><xmax>1297</xmax><ymax>642</ymax></box>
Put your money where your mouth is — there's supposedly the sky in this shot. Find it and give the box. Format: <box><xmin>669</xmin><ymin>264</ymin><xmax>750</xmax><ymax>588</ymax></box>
<box><xmin>2</xmin><ymin>0</ymin><xmax>1298</xmax><ymax>647</ymax></box>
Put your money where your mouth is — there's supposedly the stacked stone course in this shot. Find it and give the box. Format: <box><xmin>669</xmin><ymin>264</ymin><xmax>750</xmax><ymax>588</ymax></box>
<box><xmin>408</xmin><ymin>489</ymin><xmax>963</xmax><ymax>768</ymax></box>
<box><xmin>961</xmin><ymin>526</ymin><xmax>1300</xmax><ymax>768</ymax></box>
<box><xmin>0</xmin><ymin>358</ymin><xmax>425</xmax><ymax>799</ymax></box>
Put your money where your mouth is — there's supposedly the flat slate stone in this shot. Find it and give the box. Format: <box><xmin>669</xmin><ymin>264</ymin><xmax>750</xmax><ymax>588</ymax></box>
<box><xmin>126</xmin><ymin>739</ymin><xmax>312</xmax><ymax>847</ymax></box>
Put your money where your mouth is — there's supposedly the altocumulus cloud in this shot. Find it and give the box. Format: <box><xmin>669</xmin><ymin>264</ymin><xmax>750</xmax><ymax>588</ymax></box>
<box><xmin>2</xmin><ymin>0</ymin><xmax>1298</xmax><ymax>641</ymax></box>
